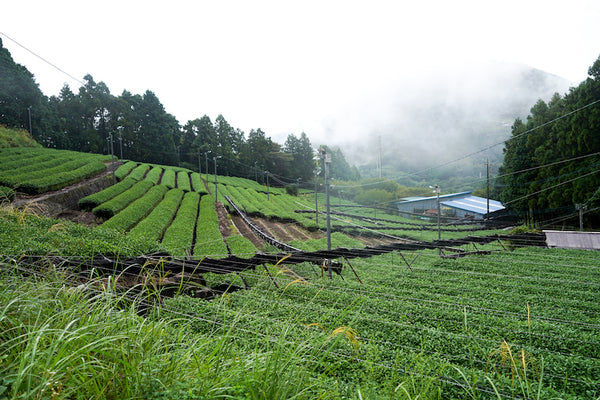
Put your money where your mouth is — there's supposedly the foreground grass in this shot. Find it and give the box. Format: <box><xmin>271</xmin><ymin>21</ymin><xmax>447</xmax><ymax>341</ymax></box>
<box><xmin>0</xmin><ymin>267</ymin><xmax>332</xmax><ymax>399</ymax></box>
<box><xmin>0</xmin><ymin>266</ymin><xmax>459</xmax><ymax>400</ymax></box>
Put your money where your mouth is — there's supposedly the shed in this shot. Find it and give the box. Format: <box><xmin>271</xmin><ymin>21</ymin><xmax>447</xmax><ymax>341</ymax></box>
<box><xmin>396</xmin><ymin>191</ymin><xmax>505</xmax><ymax>220</ymax></box>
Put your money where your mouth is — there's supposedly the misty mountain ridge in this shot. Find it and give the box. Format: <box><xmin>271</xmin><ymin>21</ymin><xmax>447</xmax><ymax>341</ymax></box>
<box><xmin>322</xmin><ymin>61</ymin><xmax>573</xmax><ymax>187</ymax></box>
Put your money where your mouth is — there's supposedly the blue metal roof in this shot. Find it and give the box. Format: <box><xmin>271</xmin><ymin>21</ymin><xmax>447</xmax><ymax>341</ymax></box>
<box><xmin>441</xmin><ymin>195</ymin><xmax>505</xmax><ymax>215</ymax></box>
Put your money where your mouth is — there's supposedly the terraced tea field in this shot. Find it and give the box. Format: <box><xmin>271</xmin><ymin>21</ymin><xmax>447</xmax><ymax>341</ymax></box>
<box><xmin>2</xmin><ymin>146</ymin><xmax>599</xmax><ymax>398</ymax></box>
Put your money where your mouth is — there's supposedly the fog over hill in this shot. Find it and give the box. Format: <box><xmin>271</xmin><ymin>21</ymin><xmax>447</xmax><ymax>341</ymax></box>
<box><xmin>317</xmin><ymin>61</ymin><xmax>573</xmax><ymax>187</ymax></box>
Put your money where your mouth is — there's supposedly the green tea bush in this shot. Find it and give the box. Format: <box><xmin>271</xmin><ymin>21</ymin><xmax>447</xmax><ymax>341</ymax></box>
<box><xmin>128</xmin><ymin>188</ymin><xmax>184</xmax><ymax>242</ymax></box>
<box><xmin>114</xmin><ymin>160</ymin><xmax>138</xmax><ymax>180</ymax></box>
<box><xmin>176</xmin><ymin>171</ymin><xmax>192</xmax><ymax>192</ymax></box>
<box><xmin>102</xmin><ymin>184</ymin><xmax>169</xmax><ymax>232</ymax></box>
<box><xmin>144</xmin><ymin>166</ymin><xmax>163</xmax><ymax>185</ymax></box>
<box><xmin>79</xmin><ymin>177</ymin><xmax>137</xmax><ymax>210</ymax></box>
<box><xmin>161</xmin><ymin>169</ymin><xmax>176</xmax><ymax>189</ymax></box>
<box><xmin>190</xmin><ymin>172</ymin><xmax>208</xmax><ymax>195</ymax></box>
<box><xmin>93</xmin><ymin>180</ymin><xmax>154</xmax><ymax>219</ymax></box>
<box><xmin>128</xmin><ymin>163</ymin><xmax>151</xmax><ymax>181</ymax></box>
<box><xmin>194</xmin><ymin>195</ymin><xmax>228</xmax><ymax>258</ymax></box>
<box><xmin>161</xmin><ymin>191</ymin><xmax>200</xmax><ymax>256</ymax></box>
<box><xmin>17</xmin><ymin>161</ymin><xmax>107</xmax><ymax>194</ymax></box>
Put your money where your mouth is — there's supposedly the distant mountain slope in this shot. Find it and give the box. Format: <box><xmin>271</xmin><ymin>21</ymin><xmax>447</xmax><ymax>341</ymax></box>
<box><xmin>331</xmin><ymin>62</ymin><xmax>573</xmax><ymax>185</ymax></box>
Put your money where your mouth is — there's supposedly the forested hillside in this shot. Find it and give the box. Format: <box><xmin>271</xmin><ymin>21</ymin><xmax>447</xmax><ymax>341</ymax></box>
<box><xmin>0</xmin><ymin>38</ymin><xmax>358</xmax><ymax>183</ymax></box>
<box><xmin>496</xmin><ymin>56</ymin><xmax>600</xmax><ymax>225</ymax></box>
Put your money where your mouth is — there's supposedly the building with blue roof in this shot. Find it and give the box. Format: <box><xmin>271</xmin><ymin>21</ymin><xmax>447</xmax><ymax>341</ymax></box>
<box><xmin>396</xmin><ymin>191</ymin><xmax>505</xmax><ymax>220</ymax></box>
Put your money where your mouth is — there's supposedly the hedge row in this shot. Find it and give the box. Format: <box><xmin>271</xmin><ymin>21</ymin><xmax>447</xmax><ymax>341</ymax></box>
<box><xmin>190</xmin><ymin>172</ymin><xmax>208</xmax><ymax>195</ymax></box>
<box><xmin>176</xmin><ymin>171</ymin><xmax>191</xmax><ymax>192</ymax></box>
<box><xmin>16</xmin><ymin>161</ymin><xmax>107</xmax><ymax>195</ymax></box>
<box><xmin>128</xmin><ymin>188</ymin><xmax>184</xmax><ymax>242</ymax></box>
<box><xmin>101</xmin><ymin>185</ymin><xmax>169</xmax><ymax>232</ymax></box>
<box><xmin>0</xmin><ymin>157</ymin><xmax>102</xmax><ymax>188</ymax></box>
<box><xmin>144</xmin><ymin>166</ymin><xmax>163</xmax><ymax>185</ymax></box>
<box><xmin>0</xmin><ymin>153</ymin><xmax>73</xmax><ymax>174</ymax></box>
<box><xmin>193</xmin><ymin>195</ymin><xmax>228</xmax><ymax>258</ymax></box>
<box><xmin>79</xmin><ymin>177</ymin><xmax>138</xmax><ymax>211</ymax></box>
<box><xmin>92</xmin><ymin>179</ymin><xmax>154</xmax><ymax>219</ymax></box>
<box><xmin>161</xmin><ymin>191</ymin><xmax>200</xmax><ymax>256</ymax></box>
<box><xmin>128</xmin><ymin>164</ymin><xmax>151</xmax><ymax>181</ymax></box>
<box><xmin>114</xmin><ymin>161</ymin><xmax>138</xmax><ymax>180</ymax></box>
<box><xmin>225</xmin><ymin>235</ymin><xmax>257</xmax><ymax>259</ymax></box>
<box><xmin>160</xmin><ymin>169</ymin><xmax>176</xmax><ymax>189</ymax></box>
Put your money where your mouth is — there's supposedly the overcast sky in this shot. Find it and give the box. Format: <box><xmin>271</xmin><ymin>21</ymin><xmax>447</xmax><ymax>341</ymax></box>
<box><xmin>2</xmin><ymin>0</ymin><xmax>599</xmax><ymax>146</ymax></box>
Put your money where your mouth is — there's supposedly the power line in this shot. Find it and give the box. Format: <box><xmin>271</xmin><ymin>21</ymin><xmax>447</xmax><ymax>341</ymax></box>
<box><xmin>334</xmin><ymin>98</ymin><xmax>600</xmax><ymax>190</ymax></box>
<box><xmin>0</xmin><ymin>31</ymin><xmax>85</xmax><ymax>87</ymax></box>
<box><xmin>505</xmin><ymin>168</ymin><xmax>600</xmax><ymax>205</ymax></box>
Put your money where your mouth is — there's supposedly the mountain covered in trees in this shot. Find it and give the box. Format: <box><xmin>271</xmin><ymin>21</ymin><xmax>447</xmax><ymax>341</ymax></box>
<box><xmin>0</xmin><ymin>38</ymin><xmax>358</xmax><ymax>185</ymax></box>
<box><xmin>494</xmin><ymin>55</ymin><xmax>600</xmax><ymax>225</ymax></box>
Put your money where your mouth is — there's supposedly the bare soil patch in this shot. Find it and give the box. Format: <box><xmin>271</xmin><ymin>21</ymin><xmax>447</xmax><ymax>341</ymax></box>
<box><xmin>216</xmin><ymin>202</ymin><xmax>232</xmax><ymax>237</ymax></box>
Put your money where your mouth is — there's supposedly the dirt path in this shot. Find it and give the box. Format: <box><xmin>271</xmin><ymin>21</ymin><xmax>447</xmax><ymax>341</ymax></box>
<box><xmin>231</xmin><ymin>215</ymin><xmax>265</xmax><ymax>250</ymax></box>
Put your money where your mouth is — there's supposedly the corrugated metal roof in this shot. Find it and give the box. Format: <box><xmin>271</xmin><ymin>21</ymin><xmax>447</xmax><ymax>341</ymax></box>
<box><xmin>544</xmin><ymin>230</ymin><xmax>600</xmax><ymax>250</ymax></box>
<box><xmin>441</xmin><ymin>195</ymin><xmax>505</xmax><ymax>215</ymax></box>
<box><xmin>396</xmin><ymin>191</ymin><xmax>472</xmax><ymax>205</ymax></box>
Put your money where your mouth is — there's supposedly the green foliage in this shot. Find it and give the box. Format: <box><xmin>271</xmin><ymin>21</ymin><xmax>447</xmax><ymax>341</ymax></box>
<box><xmin>144</xmin><ymin>166</ymin><xmax>163</xmax><ymax>185</ymax></box>
<box><xmin>194</xmin><ymin>194</ymin><xmax>228</xmax><ymax>258</ymax></box>
<box><xmin>285</xmin><ymin>183</ymin><xmax>299</xmax><ymax>196</ymax></box>
<box><xmin>190</xmin><ymin>172</ymin><xmax>208</xmax><ymax>194</ymax></box>
<box><xmin>102</xmin><ymin>184</ymin><xmax>169</xmax><ymax>232</ymax></box>
<box><xmin>93</xmin><ymin>179</ymin><xmax>154</xmax><ymax>219</ymax></box>
<box><xmin>160</xmin><ymin>169</ymin><xmax>176</xmax><ymax>189</ymax></box>
<box><xmin>79</xmin><ymin>177</ymin><xmax>137</xmax><ymax>210</ymax></box>
<box><xmin>497</xmin><ymin>55</ymin><xmax>600</xmax><ymax>224</ymax></box>
<box><xmin>0</xmin><ymin>205</ymin><xmax>159</xmax><ymax>257</ymax></box>
<box><xmin>128</xmin><ymin>163</ymin><xmax>151</xmax><ymax>181</ymax></box>
<box><xmin>161</xmin><ymin>191</ymin><xmax>200</xmax><ymax>256</ymax></box>
<box><xmin>0</xmin><ymin>147</ymin><xmax>110</xmax><ymax>194</ymax></box>
<box><xmin>0</xmin><ymin>185</ymin><xmax>15</xmax><ymax>202</ymax></box>
<box><xmin>0</xmin><ymin>124</ymin><xmax>40</xmax><ymax>148</ymax></box>
<box><xmin>354</xmin><ymin>188</ymin><xmax>394</xmax><ymax>205</ymax></box>
<box><xmin>226</xmin><ymin>234</ymin><xmax>257</xmax><ymax>258</ymax></box>
<box><xmin>114</xmin><ymin>160</ymin><xmax>138</xmax><ymax>180</ymax></box>
<box><xmin>176</xmin><ymin>171</ymin><xmax>191</xmax><ymax>192</ymax></box>
<box><xmin>128</xmin><ymin>188</ymin><xmax>184</xmax><ymax>242</ymax></box>
<box><xmin>17</xmin><ymin>161</ymin><xmax>107</xmax><ymax>195</ymax></box>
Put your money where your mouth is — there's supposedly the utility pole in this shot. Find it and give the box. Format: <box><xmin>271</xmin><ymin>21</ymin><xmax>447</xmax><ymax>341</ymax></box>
<box><xmin>118</xmin><ymin>127</ymin><xmax>123</xmax><ymax>160</ymax></box>
<box><xmin>314</xmin><ymin>167</ymin><xmax>319</xmax><ymax>226</ymax></box>
<box><xmin>486</xmin><ymin>159</ymin><xmax>490</xmax><ymax>218</ymax></box>
<box><xmin>266</xmin><ymin>171</ymin><xmax>270</xmax><ymax>200</ymax></box>
<box><xmin>319</xmin><ymin>147</ymin><xmax>333</xmax><ymax>278</ymax></box>
<box><xmin>205</xmin><ymin>152</ymin><xmax>209</xmax><ymax>179</ymax></box>
<box><xmin>254</xmin><ymin>161</ymin><xmax>258</xmax><ymax>182</ymax></box>
<box><xmin>108</xmin><ymin>133</ymin><xmax>115</xmax><ymax>184</ymax></box>
<box><xmin>27</xmin><ymin>107</ymin><xmax>32</xmax><ymax>136</ymax></box>
<box><xmin>213</xmin><ymin>155</ymin><xmax>221</xmax><ymax>202</ymax></box>
<box><xmin>430</xmin><ymin>184</ymin><xmax>441</xmax><ymax>255</ymax></box>
<box><xmin>435</xmin><ymin>184</ymin><xmax>440</xmax><ymax>241</ymax></box>
<box><xmin>198</xmin><ymin>153</ymin><xmax>202</xmax><ymax>175</ymax></box>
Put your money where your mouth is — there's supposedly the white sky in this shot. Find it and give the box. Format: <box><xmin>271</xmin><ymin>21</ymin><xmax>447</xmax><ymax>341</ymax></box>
<box><xmin>2</xmin><ymin>0</ymin><xmax>599</xmax><ymax>146</ymax></box>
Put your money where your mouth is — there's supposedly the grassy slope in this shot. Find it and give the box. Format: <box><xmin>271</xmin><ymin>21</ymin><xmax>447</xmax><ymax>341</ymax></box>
<box><xmin>0</xmin><ymin>125</ymin><xmax>41</xmax><ymax>148</ymax></box>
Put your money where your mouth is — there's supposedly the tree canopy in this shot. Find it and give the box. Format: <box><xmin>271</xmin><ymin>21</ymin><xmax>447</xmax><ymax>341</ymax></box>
<box><xmin>0</xmin><ymin>39</ymin><xmax>360</xmax><ymax>185</ymax></box>
<box><xmin>495</xmin><ymin>54</ymin><xmax>600</xmax><ymax>225</ymax></box>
